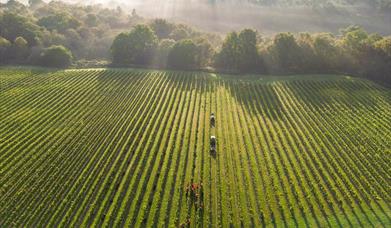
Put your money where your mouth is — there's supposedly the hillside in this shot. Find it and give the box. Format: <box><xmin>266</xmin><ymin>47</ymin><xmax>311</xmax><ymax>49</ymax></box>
<box><xmin>0</xmin><ymin>68</ymin><xmax>390</xmax><ymax>226</ymax></box>
<box><xmin>7</xmin><ymin>0</ymin><xmax>390</xmax><ymax>8</ymax></box>
<box><xmin>1</xmin><ymin>0</ymin><xmax>391</xmax><ymax>35</ymax></box>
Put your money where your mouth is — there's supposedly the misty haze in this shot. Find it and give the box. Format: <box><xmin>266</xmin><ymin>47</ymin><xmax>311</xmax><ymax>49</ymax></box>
<box><xmin>3</xmin><ymin>0</ymin><xmax>391</xmax><ymax>34</ymax></box>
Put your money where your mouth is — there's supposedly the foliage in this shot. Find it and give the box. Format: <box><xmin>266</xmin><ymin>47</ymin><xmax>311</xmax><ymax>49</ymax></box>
<box><xmin>256</xmin><ymin>27</ymin><xmax>391</xmax><ymax>85</ymax></box>
<box><xmin>237</xmin><ymin>29</ymin><xmax>260</xmax><ymax>72</ymax></box>
<box><xmin>167</xmin><ymin>39</ymin><xmax>198</xmax><ymax>69</ymax></box>
<box><xmin>269</xmin><ymin>32</ymin><xmax>303</xmax><ymax>73</ymax></box>
<box><xmin>149</xmin><ymin>19</ymin><xmax>174</xmax><ymax>40</ymax></box>
<box><xmin>6</xmin><ymin>36</ymin><xmax>30</xmax><ymax>63</ymax></box>
<box><xmin>14</xmin><ymin>36</ymin><xmax>28</xmax><ymax>47</ymax></box>
<box><xmin>37</xmin><ymin>13</ymin><xmax>81</xmax><ymax>32</ymax></box>
<box><xmin>214</xmin><ymin>29</ymin><xmax>261</xmax><ymax>73</ymax></box>
<box><xmin>311</xmin><ymin>33</ymin><xmax>340</xmax><ymax>71</ymax></box>
<box><xmin>193</xmin><ymin>37</ymin><xmax>214</xmax><ymax>67</ymax></box>
<box><xmin>214</xmin><ymin>32</ymin><xmax>240</xmax><ymax>71</ymax></box>
<box><xmin>0</xmin><ymin>36</ymin><xmax>11</xmax><ymax>45</ymax></box>
<box><xmin>111</xmin><ymin>25</ymin><xmax>158</xmax><ymax>66</ymax></box>
<box><xmin>154</xmin><ymin>38</ymin><xmax>176</xmax><ymax>67</ymax></box>
<box><xmin>0</xmin><ymin>36</ymin><xmax>11</xmax><ymax>49</ymax></box>
<box><xmin>0</xmin><ymin>36</ymin><xmax>11</xmax><ymax>63</ymax></box>
<box><xmin>169</xmin><ymin>27</ymin><xmax>189</xmax><ymax>41</ymax></box>
<box><xmin>0</xmin><ymin>12</ymin><xmax>41</xmax><ymax>47</ymax></box>
<box><xmin>39</xmin><ymin>45</ymin><xmax>72</xmax><ymax>68</ymax></box>
<box><xmin>374</xmin><ymin>37</ymin><xmax>391</xmax><ymax>57</ymax></box>
<box><xmin>0</xmin><ymin>0</ymin><xmax>151</xmax><ymax>61</ymax></box>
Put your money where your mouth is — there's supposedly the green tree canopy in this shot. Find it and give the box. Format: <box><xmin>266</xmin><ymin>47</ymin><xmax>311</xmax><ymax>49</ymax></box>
<box><xmin>237</xmin><ymin>29</ymin><xmax>259</xmax><ymax>72</ymax></box>
<box><xmin>0</xmin><ymin>36</ymin><xmax>11</xmax><ymax>63</ymax></box>
<box><xmin>214</xmin><ymin>29</ymin><xmax>261</xmax><ymax>73</ymax></box>
<box><xmin>6</xmin><ymin>36</ymin><xmax>30</xmax><ymax>63</ymax></box>
<box><xmin>39</xmin><ymin>45</ymin><xmax>73</xmax><ymax>68</ymax></box>
<box><xmin>271</xmin><ymin>32</ymin><xmax>303</xmax><ymax>73</ymax></box>
<box><xmin>85</xmin><ymin>14</ymin><xmax>98</xmax><ymax>27</ymax></box>
<box><xmin>150</xmin><ymin>19</ymin><xmax>174</xmax><ymax>40</ymax></box>
<box><xmin>214</xmin><ymin>32</ymin><xmax>240</xmax><ymax>71</ymax></box>
<box><xmin>111</xmin><ymin>25</ymin><xmax>158</xmax><ymax>66</ymax></box>
<box><xmin>193</xmin><ymin>37</ymin><xmax>214</xmax><ymax>68</ymax></box>
<box><xmin>0</xmin><ymin>13</ymin><xmax>41</xmax><ymax>47</ymax></box>
<box><xmin>340</xmin><ymin>26</ymin><xmax>369</xmax><ymax>52</ymax></box>
<box><xmin>14</xmin><ymin>36</ymin><xmax>28</xmax><ymax>48</ymax></box>
<box><xmin>154</xmin><ymin>39</ymin><xmax>176</xmax><ymax>67</ymax></box>
<box><xmin>38</xmin><ymin>13</ymin><xmax>81</xmax><ymax>33</ymax></box>
<box><xmin>0</xmin><ymin>36</ymin><xmax>11</xmax><ymax>48</ymax></box>
<box><xmin>169</xmin><ymin>28</ymin><xmax>189</xmax><ymax>41</ymax></box>
<box><xmin>167</xmin><ymin>39</ymin><xmax>198</xmax><ymax>69</ymax></box>
<box><xmin>374</xmin><ymin>37</ymin><xmax>391</xmax><ymax>58</ymax></box>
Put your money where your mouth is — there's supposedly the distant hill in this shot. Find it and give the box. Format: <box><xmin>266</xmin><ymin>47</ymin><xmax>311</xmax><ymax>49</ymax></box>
<box><xmin>2</xmin><ymin>0</ymin><xmax>390</xmax><ymax>8</ymax></box>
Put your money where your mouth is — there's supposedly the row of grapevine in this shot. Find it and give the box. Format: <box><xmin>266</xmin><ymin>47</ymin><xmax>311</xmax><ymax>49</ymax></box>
<box><xmin>0</xmin><ymin>68</ymin><xmax>389</xmax><ymax>227</ymax></box>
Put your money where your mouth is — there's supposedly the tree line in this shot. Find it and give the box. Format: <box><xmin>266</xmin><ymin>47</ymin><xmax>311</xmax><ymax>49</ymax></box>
<box><xmin>0</xmin><ymin>0</ymin><xmax>390</xmax><ymax>86</ymax></box>
<box><xmin>111</xmin><ymin>23</ymin><xmax>391</xmax><ymax>86</ymax></box>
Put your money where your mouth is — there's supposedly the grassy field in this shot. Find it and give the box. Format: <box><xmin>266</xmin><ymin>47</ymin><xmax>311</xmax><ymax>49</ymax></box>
<box><xmin>0</xmin><ymin>68</ymin><xmax>390</xmax><ymax>227</ymax></box>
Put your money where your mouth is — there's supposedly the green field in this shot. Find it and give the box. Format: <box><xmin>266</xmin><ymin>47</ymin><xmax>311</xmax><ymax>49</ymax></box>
<box><xmin>0</xmin><ymin>68</ymin><xmax>390</xmax><ymax>227</ymax></box>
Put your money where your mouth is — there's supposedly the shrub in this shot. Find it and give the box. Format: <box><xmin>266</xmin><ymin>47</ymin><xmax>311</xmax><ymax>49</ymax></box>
<box><xmin>40</xmin><ymin>45</ymin><xmax>73</xmax><ymax>68</ymax></box>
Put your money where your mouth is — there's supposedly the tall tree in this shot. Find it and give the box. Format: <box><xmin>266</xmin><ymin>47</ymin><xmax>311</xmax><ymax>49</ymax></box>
<box><xmin>154</xmin><ymin>39</ymin><xmax>175</xmax><ymax>67</ymax></box>
<box><xmin>193</xmin><ymin>37</ymin><xmax>214</xmax><ymax>68</ymax></box>
<box><xmin>111</xmin><ymin>25</ymin><xmax>158</xmax><ymax>66</ymax></box>
<box><xmin>167</xmin><ymin>39</ymin><xmax>198</xmax><ymax>69</ymax></box>
<box><xmin>311</xmin><ymin>33</ymin><xmax>340</xmax><ymax>72</ymax></box>
<box><xmin>150</xmin><ymin>19</ymin><xmax>174</xmax><ymax>40</ymax></box>
<box><xmin>237</xmin><ymin>29</ymin><xmax>259</xmax><ymax>72</ymax></box>
<box><xmin>214</xmin><ymin>32</ymin><xmax>240</xmax><ymax>71</ymax></box>
<box><xmin>271</xmin><ymin>33</ymin><xmax>303</xmax><ymax>73</ymax></box>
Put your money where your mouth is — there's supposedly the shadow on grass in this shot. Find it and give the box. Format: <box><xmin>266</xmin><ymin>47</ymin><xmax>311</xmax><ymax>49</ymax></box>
<box><xmin>227</xmin><ymin>80</ymin><xmax>285</xmax><ymax>121</ymax></box>
<box><xmin>222</xmin><ymin>74</ymin><xmax>390</xmax><ymax>123</ymax></box>
<box><xmin>285</xmin><ymin>79</ymin><xmax>389</xmax><ymax>111</ymax></box>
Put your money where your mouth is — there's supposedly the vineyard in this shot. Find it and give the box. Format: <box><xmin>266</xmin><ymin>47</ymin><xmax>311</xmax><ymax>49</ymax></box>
<box><xmin>0</xmin><ymin>68</ymin><xmax>390</xmax><ymax>227</ymax></box>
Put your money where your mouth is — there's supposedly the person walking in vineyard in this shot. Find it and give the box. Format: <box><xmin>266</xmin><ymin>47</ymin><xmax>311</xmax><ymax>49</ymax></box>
<box><xmin>210</xmin><ymin>113</ymin><xmax>216</xmax><ymax>127</ymax></box>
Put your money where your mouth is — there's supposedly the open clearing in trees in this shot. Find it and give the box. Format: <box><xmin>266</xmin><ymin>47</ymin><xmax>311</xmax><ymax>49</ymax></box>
<box><xmin>0</xmin><ymin>68</ymin><xmax>390</xmax><ymax>227</ymax></box>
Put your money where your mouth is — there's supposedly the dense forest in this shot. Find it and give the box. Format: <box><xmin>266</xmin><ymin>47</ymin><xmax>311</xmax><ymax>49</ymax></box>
<box><xmin>30</xmin><ymin>0</ymin><xmax>391</xmax><ymax>34</ymax></box>
<box><xmin>0</xmin><ymin>0</ymin><xmax>390</xmax><ymax>86</ymax></box>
